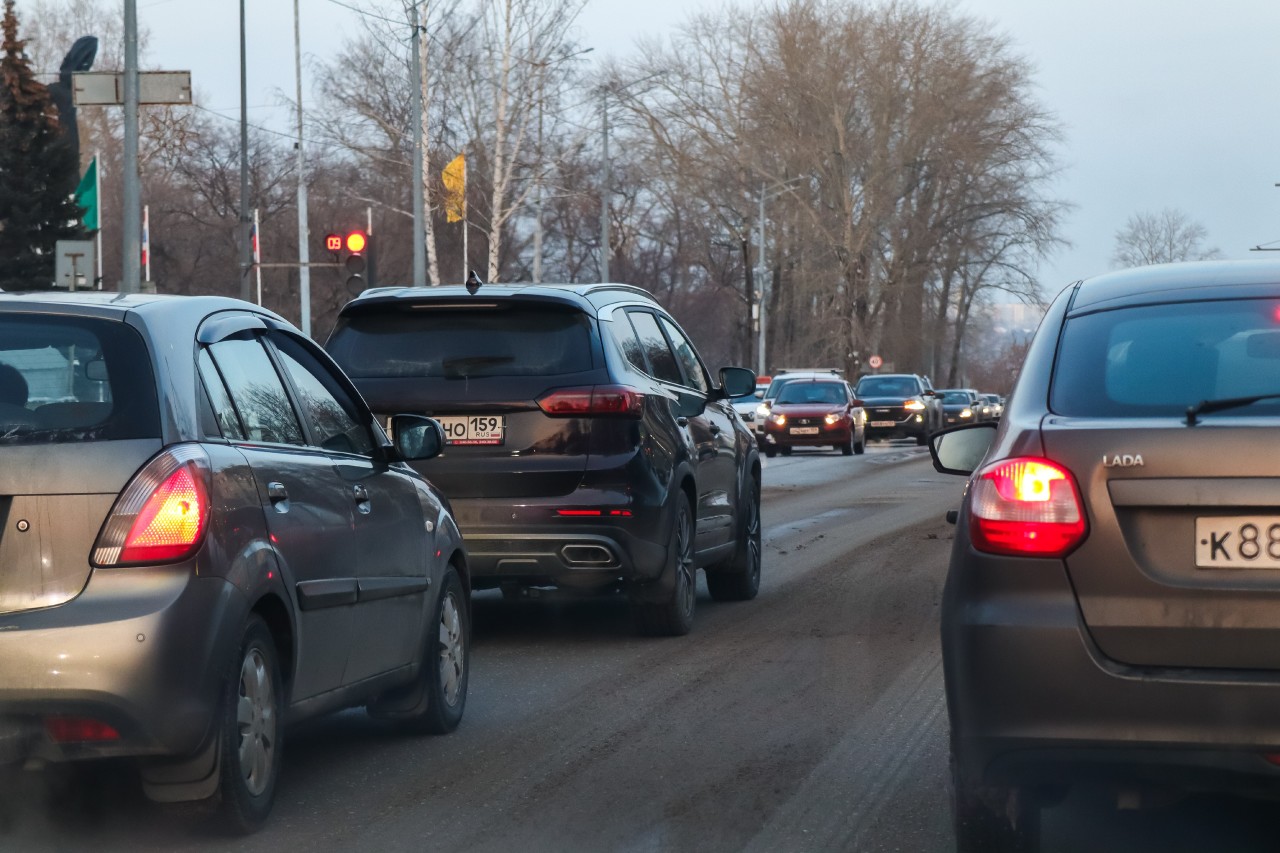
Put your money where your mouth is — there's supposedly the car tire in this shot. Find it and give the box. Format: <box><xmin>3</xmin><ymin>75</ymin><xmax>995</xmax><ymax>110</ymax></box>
<box><xmin>763</xmin><ymin>446</ymin><xmax>777</xmax><ymax>458</ymax></box>
<box><xmin>707</xmin><ymin>476</ymin><xmax>761</xmax><ymax>602</ymax></box>
<box><xmin>780</xmin><ymin>446</ymin><xmax>792</xmax><ymax>457</ymax></box>
<box><xmin>215</xmin><ymin>615</ymin><xmax>283</xmax><ymax>835</ymax></box>
<box><xmin>854</xmin><ymin>433</ymin><xmax>865</xmax><ymax>454</ymax></box>
<box><xmin>634</xmin><ymin>491</ymin><xmax>696</xmax><ymax>636</ymax></box>
<box><xmin>915</xmin><ymin>433</ymin><xmax>928</xmax><ymax>446</ymax></box>
<box><xmin>952</xmin><ymin>761</ymin><xmax>1039</xmax><ymax>853</ymax></box>
<box><xmin>379</xmin><ymin>568</ymin><xmax>470</xmax><ymax>735</ymax></box>
<box><xmin>840</xmin><ymin>438</ymin><xmax>853</xmax><ymax>456</ymax></box>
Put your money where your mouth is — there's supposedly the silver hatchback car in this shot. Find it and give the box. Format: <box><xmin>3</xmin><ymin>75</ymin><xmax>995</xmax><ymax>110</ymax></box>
<box><xmin>0</xmin><ymin>293</ymin><xmax>468</xmax><ymax>831</ymax></box>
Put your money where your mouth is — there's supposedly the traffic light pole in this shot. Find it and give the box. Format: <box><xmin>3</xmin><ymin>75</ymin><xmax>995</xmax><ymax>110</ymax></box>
<box><xmin>293</xmin><ymin>0</ymin><xmax>312</xmax><ymax>335</ymax></box>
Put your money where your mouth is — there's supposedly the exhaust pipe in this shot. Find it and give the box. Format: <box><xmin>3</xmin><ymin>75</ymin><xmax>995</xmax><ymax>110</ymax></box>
<box><xmin>561</xmin><ymin>544</ymin><xmax>616</xmax><ymax>566</ymax></box>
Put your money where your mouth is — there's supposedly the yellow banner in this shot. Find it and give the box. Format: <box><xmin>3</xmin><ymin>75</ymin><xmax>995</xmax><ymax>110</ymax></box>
<box><xmin>442</xmin><ymin>153</ymin><xmax>466</xmax><ymax>223</ymax></box>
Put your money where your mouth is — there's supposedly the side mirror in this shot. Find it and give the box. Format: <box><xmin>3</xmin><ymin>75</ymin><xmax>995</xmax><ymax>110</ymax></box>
<box><xmin>922</xmin><ymin>389</ymin><xmax>937</xmax><ymax>397</ymax></box>
<box><xmin>85</xmin><ymin>359</ymin><xmax>109</xmax><ymax>381</ymax></box>
<box><xmin>850</xmin><ymin>398</ymin><xmax>865</xmax><ymax>408</ymax></box>
<box><xmin>929</xmin><ymin>422</ymin><xmax>998</xmax><ymax>475</ymax></box>
<box><xmin>390</xmin><ymin>414</ymin><xmax>445</xmax><ymax>461</ymax></box>
<box><xmin>718</xmin><ymin>366</ymin><xmax>757</xmax><ymax>398</ymax></box>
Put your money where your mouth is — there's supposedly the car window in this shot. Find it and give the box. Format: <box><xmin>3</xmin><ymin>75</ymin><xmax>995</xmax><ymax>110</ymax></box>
<box><xmin>856</xmin><ymin>376</ymin><xmax>918</xmax><ymax>397</ymax></box>
<box><xmin>940</xmin><ymin>391</ymin><xmax>971</xmax><ymax>404</ymax></box>
<box><xmin>271</xmin><ymin>333</ymin><xmax>374</xmax><ymax>456</ymax></box>
<box><xmin>327</xmin><ymin>306</ymin><xmax>594</xmax><ymax>379</ymax></box>
<box><xmin>777</xmin><ymin>382</ymin><xmax>848</xmax><ymax>405</ymax></box>
<box><xmin>627</xmin><ymin>311</ymin><xmax>684</xmax><ymax>385</ymax></box>
<box><xmin>1052</xmin><ymin>299</ymin><xmax>1280</xmax><ymax>418</ymax></box>
<box><xmin>658</xmin><ymin>317</ymin><xmax>709</xmax><ymax>394</ymax></box>
<box><xmin>207</xmin><ymin>337</ymin><xmax>305</xmax><ymax>445</ymax></box>
<box><xmin>0</xmin><ymin>314</ymin><xmax>159</xmax><ymax>445</ymax></box>
<box><xmin>608</xmin><ymin>313</ymin><xmax>650</xmax><ymax>374</ymax></box>
<box><xmin>197</xmin><ymin>349</ymin><xmax>246</xmax><ymax>440</ymax></box>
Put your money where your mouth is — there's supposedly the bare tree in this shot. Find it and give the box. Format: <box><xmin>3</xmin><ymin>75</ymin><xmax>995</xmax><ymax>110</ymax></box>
<box><xmin>1112</xmin><ymin>208</ymin><xmax>1222</xmax><ymax>268</ymax></box>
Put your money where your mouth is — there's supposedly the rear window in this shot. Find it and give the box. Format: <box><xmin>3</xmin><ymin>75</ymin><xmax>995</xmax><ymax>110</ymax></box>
<box><xmin>0</xmin><ymin>313</ymin><xmax>159</xmax><ymax>445</ymax></box>
<box><xmin>940</xmin><ymin>391</ymin><xmax>971</xmax><ymax>404</ymax></box>
<box><xmin>1052</xmin><ymin>299</ymin><xmax>1280</xmax><ymax>418</ymax></box>
<box><xmin>328</xmin><ymin>306</ymin><xmax>595</xmax><ymax>379</ymax></box>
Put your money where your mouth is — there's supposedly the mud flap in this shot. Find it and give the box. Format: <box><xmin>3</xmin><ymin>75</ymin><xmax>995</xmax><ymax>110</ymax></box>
<box><xmin>139</xmin><ymin>728</ymin><xmax>220</xmax><ymax>803</ymax></box>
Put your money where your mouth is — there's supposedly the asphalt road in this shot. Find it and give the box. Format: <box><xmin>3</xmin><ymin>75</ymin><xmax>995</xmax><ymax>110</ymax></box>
<box><xmin>7</xmin><ymin>443</ymin><xmax>1280</xmax><ymax>851</ymax></box>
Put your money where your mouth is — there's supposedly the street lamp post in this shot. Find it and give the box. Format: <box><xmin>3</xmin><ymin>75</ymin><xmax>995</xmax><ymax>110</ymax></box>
<box><xmin>755</xmin><ymin>177</ymin><xmax>804</xmax><ymax>376</ymax></box>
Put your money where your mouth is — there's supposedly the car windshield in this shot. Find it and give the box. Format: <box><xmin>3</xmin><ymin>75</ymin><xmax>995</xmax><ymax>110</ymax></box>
<box><xmin>777</xmin><ymin>382</ymin><xmax>847</xmax><ymax>405</ymax></box>
<box><xmin>1052</xmin><ymin>298</ymin><xmax>1280</xmax><ymax>418</ymax></box>
<box><xmin>327</xmin><ymin>306</ymin><xmax>594</xmax><ymax>379</ymax></box>
<box><xmin>0</xmin><ymin>314</ymin><xmax>160</xmax><ymax>445</ymax></box>
<box><xmin>856</xmin><ymin>377</ymin><xmax>917</xmax><ymax>397</ymax></box>
<box><xmin>939</xmin><ymin>391</ymin><xmax>971</xmax><ymax>404</ymax></box>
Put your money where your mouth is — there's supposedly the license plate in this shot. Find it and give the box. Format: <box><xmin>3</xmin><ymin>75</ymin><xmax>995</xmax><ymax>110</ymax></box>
<box><xmin>1195</xmin><ymin>516</ymin><xmax>1280</xmax><ymax>568</ymax></box>
<box><xmin>438</xmin><ymin>415</ymin><xmax>505</xmax><ymax>446</ymax></box>
<box><xmin>790</xmin><ymin>427</ymin><xmax>819</xmax><ymax>435</ymax></box>
<box><xmin>870</xmin><ymin>420</ymin><xmax>896</xmax><ymax>428</ymax></box>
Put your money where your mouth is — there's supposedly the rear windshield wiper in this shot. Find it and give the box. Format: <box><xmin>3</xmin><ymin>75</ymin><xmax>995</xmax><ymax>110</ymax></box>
<box><xmin>1185</xmin><ymin>393</ymin><xmax>1280</xmax><ymax>426</ymax></box>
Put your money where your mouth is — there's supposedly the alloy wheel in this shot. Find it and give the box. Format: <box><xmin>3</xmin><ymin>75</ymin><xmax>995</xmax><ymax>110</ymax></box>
<box><xmin>236</xmin><ymin>647</ymin><xmax>277</xmax><ymax>797</ymax></box>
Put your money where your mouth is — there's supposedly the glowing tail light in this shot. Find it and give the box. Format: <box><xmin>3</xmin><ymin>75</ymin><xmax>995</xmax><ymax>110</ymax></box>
<box><xmin>93</xmin><ymin>445</ymin><xmax>212</xmax><ymax>567</ymax></box>
<box><xmin>46</xmin><ymin>716</ymin><xmax>120</xmax><ymax>743</ymax></box>
<box><xmin>537</xmin><ymin>385</ymin><xmax>644</xmax><ymax>418</ymax></box>
<box><xmin>969</xmin><ymin>457</ymin><xmax>1087</xmax><ymax>557</ymax></box>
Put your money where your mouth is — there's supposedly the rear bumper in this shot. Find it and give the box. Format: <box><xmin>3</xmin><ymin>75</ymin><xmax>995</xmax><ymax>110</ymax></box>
<box><xmin>945</xmin><ymin>545</ymin><xmax>1280</xmax><ymax>795</ymax></box>
<box><xmin>0</xmin><ymin>569</ymin><xmax>243</xmax><ymax>764</ymax></box>
<box><xmin>451</xmin><ymin>491</ymin><xmax>668</xmax><ymax>588</ymax></box>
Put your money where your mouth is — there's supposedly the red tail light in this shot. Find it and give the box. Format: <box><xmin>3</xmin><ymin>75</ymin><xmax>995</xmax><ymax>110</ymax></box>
<box><xmin>969</xmin><ymin>457</ymin><xmax>1087</xmax><ymax>557</ymax></box>
<box><xmin>93</xmin><ymin>445</ymin><xmax>212</xmax><ymax>567</ymax></box>
<box><xmin>46</xmin><ymin>716</ymin><xmax>120</xmax><ymax>743</ymax></box>
<box><xmin>537</xmin><ymin>385</ymin><xmax>644</xmax><ymax>418</ymax></box>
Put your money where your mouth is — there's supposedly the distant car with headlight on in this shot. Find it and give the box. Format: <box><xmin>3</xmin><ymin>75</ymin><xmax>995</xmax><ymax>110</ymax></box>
<box><xmin>931</xmin><ymin>260</ymin><xmax>1280</xmax><ymax>851</ymax></box>
<box><xmin>853</xmin><ymin>372</ymin><xmax>942</xmax><ymax>444</ymax></box>
<box><xmin>0</xmin><ymin>292</ymin><xmax>468</xmax><ymax>832</ymax></box>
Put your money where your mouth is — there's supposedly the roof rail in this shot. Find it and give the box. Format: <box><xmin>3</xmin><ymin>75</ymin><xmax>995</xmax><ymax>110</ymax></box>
<box><xmin>578</xmin><ymin>284</ymin><xmax>654</xmax><ymax>300</ymax></box>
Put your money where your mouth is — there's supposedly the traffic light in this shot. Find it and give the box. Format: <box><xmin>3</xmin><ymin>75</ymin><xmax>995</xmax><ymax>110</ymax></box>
<box><xmin>342</xmin><ymin>230</ymin><xmax>367</xmax><ymax>292</ymax></box>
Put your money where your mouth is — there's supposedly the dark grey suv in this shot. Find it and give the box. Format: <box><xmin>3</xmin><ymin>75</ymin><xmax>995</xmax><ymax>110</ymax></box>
<box><xmin>931</xmin><ymin>260</ymin><xmax>1280</xmax><ymax>850</ymax></box>
<box><xmin>0</xmin><ymin>293</ymin><xmax>468</xmax><ymax>831</ymax></box>
<box><xmin>327</xmin><ymin>283</ymin><xmax>761</xmax><ymax>636</ymax></box>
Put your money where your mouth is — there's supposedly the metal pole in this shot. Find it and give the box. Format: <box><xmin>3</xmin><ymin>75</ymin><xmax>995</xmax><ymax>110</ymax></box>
<box><xmin>238</xmin><ymin>0</ymin><xmax>252</xmax><ymax>302</ymax></box>
<box><xmin>757</xmin><ymin>183</ymin><xmax>766</xmax><ymax>375</ymax></box>
<box><xmin>461</xmin><ymin>153</ymin><xmax>468</xmax><ymax>281</ymax></box>
<box><xmin>600</xmin><ymin>90</ymin><xmax>609</xmax><ymax>283</ymax></box>
<box><xmin>121</xmin><ymin>0</ymin><xmax>140</xmax><ymax>293</ymax></box>
<box><xmin>293</xmin><ymin>0</ymin><xmax>311</xmax><ymax>335</ymax></box>
<box><xmin>253</xmin><ymin>207</ymin><xmax>262</xmax><ymax>305</ymax></box>
<box><xmin>533</xmin><ymin>74</ymin><xmax>544</xmax><ymax>284</ymax></box>
<box><xmin>95</xmin><ymin>149</ymin><xmax>103</xmax><ymax>289</ymax></box>
<box><xmin>410</xmin><ymin>2</ymin><xmax>426</xmax><ymax>287</ymax></box>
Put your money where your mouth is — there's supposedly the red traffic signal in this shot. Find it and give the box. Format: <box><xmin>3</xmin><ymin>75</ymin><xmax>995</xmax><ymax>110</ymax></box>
<box><xmin>345</xmin><ymin>231</ymin><xmax>367</xmax><ymax>253</ymax></box>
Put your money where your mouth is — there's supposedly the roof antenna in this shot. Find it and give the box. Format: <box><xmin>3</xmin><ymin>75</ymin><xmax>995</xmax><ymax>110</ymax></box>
<box><xmin>465</xmin><ymin>269</ymin><xmax>485</xmax><ymax>295</ymax></box>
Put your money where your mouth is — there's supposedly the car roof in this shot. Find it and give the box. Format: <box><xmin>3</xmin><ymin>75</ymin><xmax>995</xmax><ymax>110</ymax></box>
<box><xmin>0</xmin><ymin>291</ymin><xmax>286</xmax><ymax>328</ymax></box>
<box><xmin>340</xmin><ymin>282</ymin><xmax>657</xmax><ymax>316</ymax></box>
<box><xmin>1071</xmin><ymin>260</ymin><xmax>1280</xmax><ymax>315</ymax></box>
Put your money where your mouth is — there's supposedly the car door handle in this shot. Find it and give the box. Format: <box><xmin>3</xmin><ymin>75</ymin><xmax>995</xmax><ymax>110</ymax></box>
<box><xmin>676</xmin><ymin>416</ymin><xmax>689</xmax><ymax>427</ymax></box>
<box><xmin>267</xmin><ymin>482</ymin><xmax>288</xmax><ymax>502</ymax></box>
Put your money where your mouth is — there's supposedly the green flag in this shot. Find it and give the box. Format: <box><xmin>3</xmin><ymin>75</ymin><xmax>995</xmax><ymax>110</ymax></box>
<box><xmin>75</xmin><ymin>157</ymin><xmax>98</xmax><ymax>231</ymax></box>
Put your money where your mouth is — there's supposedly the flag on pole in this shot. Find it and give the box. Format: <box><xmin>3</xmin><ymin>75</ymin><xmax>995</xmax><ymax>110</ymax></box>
<box><xmin>75</xmin><ymin>156</ymin><xmax>99</xmax><ymax>231</ymax></box>
<box><xmin>141</xmin><ymin>204</ymin><xmax>151</xmax><ymax>282</ymax></box>
<box><xmin>442</xmin><ymin>153</ymin><xmax>466</xmax><ymax>223</ymax></box>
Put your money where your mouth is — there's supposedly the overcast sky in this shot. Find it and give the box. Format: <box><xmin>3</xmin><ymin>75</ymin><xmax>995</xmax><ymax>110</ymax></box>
<box><xmin>130</xmin><ymin>0</ymin><xmax>1280</xmax><ymax>301</ymax></box>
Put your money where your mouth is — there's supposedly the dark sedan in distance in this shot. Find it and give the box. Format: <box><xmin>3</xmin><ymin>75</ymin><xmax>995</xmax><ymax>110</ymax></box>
<box><xmin>0</xmin><ymin>293</ymin><xmax>468</xmax><ymax>832</ymax></box>
<box><xmin>931</xmin><ymin>260</ymin><xmax>1280</xmax><ymax>851</ymax></box>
